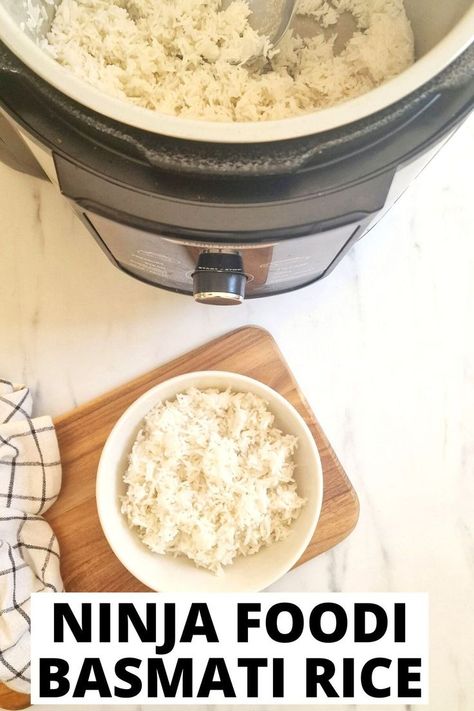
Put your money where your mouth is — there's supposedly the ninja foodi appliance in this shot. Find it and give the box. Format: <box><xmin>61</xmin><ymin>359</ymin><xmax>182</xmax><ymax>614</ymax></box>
<box><xmin>0</xmin><ymin>2</ymin><xmax>473</xmax><ymax>305</ymax></box>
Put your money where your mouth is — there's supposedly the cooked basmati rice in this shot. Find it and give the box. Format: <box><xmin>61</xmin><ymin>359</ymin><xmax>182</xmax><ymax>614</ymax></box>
<box><xmin>43</xmin><ymin>0</ymin><xmax>415</xmax><ymax>121</ymax></box>
<box><xmin>121</xmin><ymin>387</ymin><xmax>305</xmax><ymax>574</ymax></box>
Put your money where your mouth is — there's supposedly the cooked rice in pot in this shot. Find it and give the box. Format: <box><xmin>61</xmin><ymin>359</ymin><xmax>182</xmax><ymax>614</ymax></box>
<box><xmin>42</xmin><ymin>0</ymin><xmax>415</xmax><ymax>121</ymax></box>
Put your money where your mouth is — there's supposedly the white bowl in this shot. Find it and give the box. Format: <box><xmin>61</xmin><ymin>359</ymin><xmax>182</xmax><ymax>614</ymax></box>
<box><xmin>96</xmin><ymin>371</ymin><xmax>323</xmax><ymax>592</ymax></box>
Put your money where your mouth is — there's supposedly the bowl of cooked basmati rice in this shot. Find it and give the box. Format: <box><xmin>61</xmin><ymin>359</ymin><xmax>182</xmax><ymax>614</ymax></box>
<box><xmin>96</xmin><ymin>371</ymin><xmax>323</xmax><ymax>591</ymax></box>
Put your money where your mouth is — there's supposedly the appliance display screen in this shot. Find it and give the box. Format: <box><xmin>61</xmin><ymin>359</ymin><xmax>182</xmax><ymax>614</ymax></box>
<box><xmin>86</xmin><ymin>212</ymin><xmax>360</xmax><ymax>296</ymax></box>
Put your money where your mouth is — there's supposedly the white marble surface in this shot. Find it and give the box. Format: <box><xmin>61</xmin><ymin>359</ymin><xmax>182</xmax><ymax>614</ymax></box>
<box><xmin>1</xmin><ymin>116</ymin><xmax>473</xmax><ymax>711</ymax></box>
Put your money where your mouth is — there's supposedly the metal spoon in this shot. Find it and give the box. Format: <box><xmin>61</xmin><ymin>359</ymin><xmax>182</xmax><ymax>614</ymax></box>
<box><xmin>221</xmin><ymin>0</ymin><xmax>298</xmax><ymax>51</ymax></box>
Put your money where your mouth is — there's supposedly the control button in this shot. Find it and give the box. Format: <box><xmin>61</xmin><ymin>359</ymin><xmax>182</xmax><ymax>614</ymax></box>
<box><xmin>192</xmin><ymin>252</ymin><xmax>247</xmax><ymax>305</ymax></box>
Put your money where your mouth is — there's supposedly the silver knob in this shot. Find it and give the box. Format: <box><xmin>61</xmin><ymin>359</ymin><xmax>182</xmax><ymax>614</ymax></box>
<box><xmin>192</xmin><ymin>252</ymin><xmax>247</xmax><ymax>305</ymax></box>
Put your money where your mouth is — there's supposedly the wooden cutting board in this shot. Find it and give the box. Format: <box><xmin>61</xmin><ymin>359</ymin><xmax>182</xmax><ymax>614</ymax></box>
<box><xmin>0</xmin><ymin>326</ymin><xmax>359</xmax><ymax>709</ymax></box>
<box><xmin>48</xmin><ymin>326</ymin><xmax>359</xmax><ymax>589</ymax></box>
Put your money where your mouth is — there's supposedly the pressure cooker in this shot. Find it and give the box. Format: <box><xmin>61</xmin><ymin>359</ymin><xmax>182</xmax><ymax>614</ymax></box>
<box><xmin>0</xmin><ymin>1</ymin><xmax>473</xmax><ymax>304</ymax></box>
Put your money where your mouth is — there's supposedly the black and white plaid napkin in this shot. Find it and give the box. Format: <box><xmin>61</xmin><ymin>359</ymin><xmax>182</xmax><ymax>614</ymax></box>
<box><xmin>0</xmin><ymin>379</ymin><xmax>63</xmax><ymax>694</ymax></box>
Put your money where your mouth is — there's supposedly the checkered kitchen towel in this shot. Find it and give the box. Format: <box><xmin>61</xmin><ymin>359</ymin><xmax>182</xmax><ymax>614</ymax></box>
<box><xmin>0</xmin><ymin>379</ymin><xmax>63</xmax><ymax>694</ymax></box>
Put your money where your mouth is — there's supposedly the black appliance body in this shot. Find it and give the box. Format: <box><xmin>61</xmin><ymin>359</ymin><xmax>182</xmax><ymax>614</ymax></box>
<box><xmin>0</xmin><ymin>26</ymin><xmax>473</xmax><ymax>303</ymax></box>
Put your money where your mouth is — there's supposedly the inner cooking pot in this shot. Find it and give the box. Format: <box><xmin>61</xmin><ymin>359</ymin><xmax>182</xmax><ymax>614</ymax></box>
<box><xmin>0</xmin><ymin>0</ymin><xmax>473</xmax><ymax>143</ymax></box>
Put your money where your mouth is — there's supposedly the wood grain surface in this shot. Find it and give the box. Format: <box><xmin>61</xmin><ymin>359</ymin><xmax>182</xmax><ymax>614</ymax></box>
<box><xmin>0</xmin><ymin>689</ymin><xmax>30</xmax><ymax>711</ymax></box>
<box><xmin>0</xmin><ymin>326</ymin><xmax>359</xmax><ymax>709</ymax></box>
<box><xmin>48</xmin><ymin>325</ymin><xmax>359</xmax><ymax>589</ymax></box>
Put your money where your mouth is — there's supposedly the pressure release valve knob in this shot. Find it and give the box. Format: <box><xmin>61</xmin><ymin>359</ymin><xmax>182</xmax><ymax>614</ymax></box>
<box><xmin>192</xmin><ymin>252</ymin><xmax>247</xmax><ymax>305</ymax></box>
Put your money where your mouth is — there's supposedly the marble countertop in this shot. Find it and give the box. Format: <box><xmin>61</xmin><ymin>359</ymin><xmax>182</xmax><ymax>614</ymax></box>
<box><xmin>1</xmin><ymin>116</ymin><xmax>473</xmax><ymax>711</ymax></box>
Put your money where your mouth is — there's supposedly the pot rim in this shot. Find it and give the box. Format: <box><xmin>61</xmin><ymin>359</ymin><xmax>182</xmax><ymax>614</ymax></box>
<box><xmin>0</xmin><ymin>6</ymin><xmax>473</xmax><ymax>144</ymax></box>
